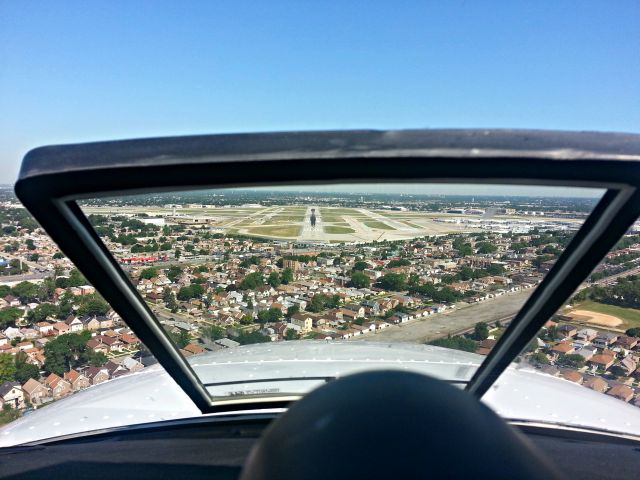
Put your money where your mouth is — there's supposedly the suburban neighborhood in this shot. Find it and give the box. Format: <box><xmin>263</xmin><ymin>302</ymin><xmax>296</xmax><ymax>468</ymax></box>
<box><xmin>1</xmin><ymin>189</ymin><xmax>640</xmax><ymax>426</ymax></box>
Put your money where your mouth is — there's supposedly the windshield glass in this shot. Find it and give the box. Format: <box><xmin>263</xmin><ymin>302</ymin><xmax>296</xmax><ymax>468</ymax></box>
<box><xmin>74</xmin><ymin>183</ymin><xmax>601</xmax><ymax>398</ymax></box>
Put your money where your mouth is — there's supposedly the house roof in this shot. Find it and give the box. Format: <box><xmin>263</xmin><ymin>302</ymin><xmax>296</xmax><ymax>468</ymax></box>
<box><xmin>561</xmin><ymin>370</ymin><xmax>583</xmax><ymax>383</ymax></box>
<box><xmin>590</xmin><ymin>354</ymin><xmax>615</xmax><ymax>366</ymax></box>
<box><xmin>22</xmin><ymin>378</ymin><xmax>47</xmax><ymax>394</ymax></box>
<box><xmin>607</xmin><ymin>384</ymin><xmax>634</xmax><ymax>400</ymax></box>
<box><xmin>583</xmin><ymin>376</ymin><xmax>609</xmax><ymax>392</ymax></box>
<box><xmin>551</xmin><ymin>342</ymin><xmax>574</xmax><ymax>353</ymax></box>
<box><xmin>0</xmin><ymin>381</ymin><xmax>20</xmax><ymax>397</ymax></box>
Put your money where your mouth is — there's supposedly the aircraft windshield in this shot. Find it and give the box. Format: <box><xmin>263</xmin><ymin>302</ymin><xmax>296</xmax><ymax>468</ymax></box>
<box><xmin>7</xmin><ymin>181</ymin><xmax>640</xmax><ymax>445</ymax></box>
<box><xmin>75</xmin><ymin>183</ymin><xmax>602</xmax><ymax>399</ymax></box>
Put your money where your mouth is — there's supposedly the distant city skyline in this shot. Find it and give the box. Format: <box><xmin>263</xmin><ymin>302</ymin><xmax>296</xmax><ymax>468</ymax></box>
<box><xmin>248</xmin><ymin>184</ymin><xmax>603</xmax><ymax>198</ymax></box>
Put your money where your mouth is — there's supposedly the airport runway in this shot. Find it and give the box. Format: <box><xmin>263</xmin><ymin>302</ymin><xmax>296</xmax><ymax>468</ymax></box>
<box><xmin>298</xmin><ymin>206</ymin><xmax>325</xmax><ymax>242</ymax></box>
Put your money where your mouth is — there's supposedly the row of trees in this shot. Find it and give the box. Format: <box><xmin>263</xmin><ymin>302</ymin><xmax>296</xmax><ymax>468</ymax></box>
<box><xmin>573</xmin><ymin>275</ymin><xmax>640</xmax><ymax>309</ymax></box>
<box><xmin>238</xmin><ymin>268</ymin><xmax>294</xmax><ymax>290</ymax></box>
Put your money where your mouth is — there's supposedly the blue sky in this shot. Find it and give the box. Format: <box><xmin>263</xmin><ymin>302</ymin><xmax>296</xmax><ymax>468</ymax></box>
<box><xmin>1</xmin><ymin>1</ymin><xmax>638</xmax><ymax>182</ymax></box>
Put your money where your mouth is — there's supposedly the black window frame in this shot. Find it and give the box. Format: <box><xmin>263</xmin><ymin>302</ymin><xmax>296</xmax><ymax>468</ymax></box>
<box><xmin>14</xmin><ymin>129</ymin><xmax>640</xmax><ymax>413</ymax></box>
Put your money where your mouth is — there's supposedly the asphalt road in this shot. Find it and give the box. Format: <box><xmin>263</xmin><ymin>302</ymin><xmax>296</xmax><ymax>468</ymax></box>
<box><xmin>353</xmin><ymin>289</ymin><xmax>532</xmax><ymax>344</ymax></box>
<box><xmin>0</xmin><ymin>271</ymin><xmax>49</xmax><ymax>283</ymax></box>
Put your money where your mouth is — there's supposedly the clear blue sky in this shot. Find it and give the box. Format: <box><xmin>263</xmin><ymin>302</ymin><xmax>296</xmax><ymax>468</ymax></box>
<box><xmin>1</xmin><ymin>1</ymin><xmax>638</xmax><ymax>182</ymax></box>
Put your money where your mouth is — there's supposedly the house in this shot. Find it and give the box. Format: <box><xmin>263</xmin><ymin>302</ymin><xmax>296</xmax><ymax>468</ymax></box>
<box><xmin>64</xmin><ymin>315</ymin><xmax>84</xmax><ymax>333</ymax></box>
<box><xmin>120</xmin><ymin>333</ymin><xmax>140</xmax><ymax>347</ymax></box>
<box><xmin>612</xmin><ymin>357</ymin><xmax>638</xmax><ymax>377</ymax></box>
<box><xmin>616</xmin><ymin>336</ymin><xmax>638</xmax><ymax>350</ymax></box>
<box><xmin>575</xmin><ymin>328</ymin><xmax>598</xmax><ymax>342</ymax></box>
<box><xmin>99</xmin><ymin>335</ymin><xmax>125</xmax><ymax>352</ymax></box>
<box><xmin>593</xmin><ymin>332</ymin><xmax>618</xmax><ymax>349</ymax></box>
<box><xmin>291</xmin><ymin>313</ymin><xmax>313</xmax><ymax>333</ymax></box>
<box><xmin>557</xmin><ymin>324</ymin><xmax>577</xmax><ymax>338</ymax></box>
<box><xmin>574</xmin><ymin>346</ymin><xmax>597</xmax><ymax>361</ymax></box>
<box><xmin>85</xmin><ymin>366</ymin><xmax>110</xmax><ymax>385</ymax></box>
<box><xmin>103</xmin><ymin>360</ymin><xmax>128</xmax><ymax>378</ymax></box>
<box><xmin>121</xmin><ymin>357</ymin><xmax>144</xmax><ymax>372</ymax></box>
<box><xmin>0</xmin><ymin>381</ymin><xmax>25</xmax><ymax>409</ymax></box>
<box><xmin>477</xmin><ymin>339</ymin><xmax>497</xmax><ymax>356</ymax></box>
<box><xmin>583</xmin><ymin>376</ymin><xmax>609</xmax><ymax>393</ymax></box>
<box><xmin>560</xmin><ymin>370</ymin><xmax>583</xmax><ymax>384</ymax></box>
<box><xmin>51</xmin><ymin>321</ymin><xmax>69</xmax><ymax>336</ymax></box>
<box><xmin>4</xmin><ymin>295</ymin><xmax>21</xmax><ymax>307</ymax></box>
<box><xmin>589</xmin><ymin>353</ymin><xmax>616</xmax><ymax>371</ymax></box>
<box><xmin>389</xmin><ymin>312</ymin><xmax>410</xmax><ymax>324</ymax></box>
<box><xmin>22</xmin><ymin>378</ymin><xmax>51</xmax><ymax>405</ymax></box>
<box><xmin>96</xmin><ymin>316</ymin><xmax>113</xmax><ymax>329</ymax></box>
<box><xmin>551</xmin><ymin>342</ymin><xmax>574</xmax><ymax>356</ymax></box>
<box><xmin>606</xmin><ymin>384</ymin><xmax>634</xmax><ymax>402</ymax></box>
<box><xmin>340</xmin><ymin>306</ymin><xmax>364</xmax><ymax>320</ymax></box>
<box><xmin>44</xmin><ymin>373</ymin><xmax>72</xmax><ymax>399</ymax></box>
<box><xmin>64</xmin><ymin>369</ymin><xmax>90</xmax><ymax>390</ymax></box>
<box><xmin>87</xmin><ymin>338</ymin><xmax>110</xmax><ymax>355</ymax></box>
<box><xmin>214</xmin><ymin>338</ymin><xmax>240</xmax><ymax>349</ymax></box>
<box><xmin>35</xmin><ymin>321</ymin><xmax>55</xmax><ymax>336</ymax></box>
<box><xmin>82</xmin><ymin>316</ymin><xmax>101</xmax><ymax>331</ymax></box>
<box><xmin>183</xmin><ymin>343</ymin><xmax>206</xmax><ymax>355</ymax></box>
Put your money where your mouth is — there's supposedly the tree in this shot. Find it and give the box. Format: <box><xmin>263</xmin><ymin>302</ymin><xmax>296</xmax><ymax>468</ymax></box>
<box><xmin>0</xmin><ymin>307</ymin><xmax>23</xmax><ymax>328</ymax></box>
<box><xmin>238</xmin><ymin>272</ymin><xmax>264</xmax><ymax>290</ymax></box>
<box><xmin>626</xmin><ymin>327</ymin><xmax>640</xmax><ymax>338</ymax></box>
<box><xmin>557</xmin><ymin>353</ymin><xmax>585</xmax><ymax>369</ymax></box>
<box><xmin>27</xmin><ymin>303</ymin><xmax>58</xmax><ymax>323</ymax></box>
<box><xmin>386</xmin><ymin>259</ymin><xmax>410</xmax><ymax>268</ymax></box>
<box><xmin>139</xmin><ymin>267</ymin><xmax>159</xmax><ymax>280</ymax></box>
<box><xmin>203</xmin><ymin>325</ymin><xmax>226</xmax><ymax>340</ymax></box>
<box><xmin>86</xmin><ymin>351</ymin><xmax>108</xmax><ymax>367</ymax></box>
<box><xmin>77</xmin><ymin>295</ymin><xmax>110</xmax><ymax>317</ymax></box>
<box><xmin>175</xmin><ymin>248</ymin><xmax>181</xmax><ymax>259</ymax></box>
<box><xmin>529</xmin><ymin>352</ymin><xmax>550</xmax><ymax>365</ymax></box>
<box><xmin>163</xmin><ymin>287</ymin><xmax>178</xmax><ymax>312</ymax></box>
<box><xmin>68</xmin><ymin>268</ymin><xmax>88</xmax><ymax>287</ymax></box>
<box><xmin>257</xmin><ymin>308</ymin><xmax>282</xmax><ymax>324</ymax></box>
<box><xmin>0</xmin><ymin>285</ymin><xmax>10</xmax><ymax>297</ymax></box>
<box><xmin>234</xmin><ymin>330</ymin><xmax>271</xmax><ymax>345</ymax></box>
<box><xmin>167</xmin><ymin>265</ymin><xmax>182</xmax><ymax>282</ymax></box>
<box><xmin>350</xmin><ymin>271</ymin><xmax>371</xmax><ymax>289</ymax></box>
<box><xmin>52</xmin><ymin>252</ymin><xmax>64</xmax><ymax>259</ymax></box>
<box><xmin>14</xmin><ymin>352</ymin><xmax>40</xmax><ymax>384</ymax></box>
<box><xmin>177</xmin><ymin>284</ymin><xmax>205</xmax><ymax>301</ymax></box>
<box><xmin>473</xmin><ymin>322</ymin><xmax>489</xmax><ymax>341</ymax></box>
<box><xmin>378</xmin><ymin>273</ymin><xmax>407</xmax><ymax>291</ymax></box>
<box><xmin>168</xmin><ymin>330</ymin><xmax>191</xmax><ymax>348</ymax></box>
<box><xmin>11</xmin><ymin>281</ymin><xmax>39</xmax><ymax>303</ymax></box>
<box><xmin>56</xmin><ymin>295</ymin><xmax>74</xmax><ymax>319</ymax></box>
<box><xmin>38</xmin><ymin>277</ymin><xmax>56</xmax><ymax>301</ymax></box>
<box><xmin>280</xmin><ymin>268</ymin><xmax>294</xmax><ymax>285</ymax></box>
<box><xmin>0</xmin><ymin>354</ymin><xmax>17</xmax><ymax>383</ymax></box>
<box><xmin>285</xmin><ymin>328</ymin><xmax>298</xmax><ymax>340</ymax></box>
<box><xmin>428</xmin><ymin>336</ymin><xmax>477</xmax><ymax>353</ymax></box>
<box><xmin>307</xmin><ymin>294</ymin><xmax>335</xmax><ymax>313</ymax></box>
<box><xmin>287</xmin><ymin>305</ymin><xmax>300</xmax><ymax>318</ymax></box>
<box><xmin>476</xmin><ymin>242</ymin><xmax>498</xmax><ymax>254</ymax></box>
<box><xmin>267</xmin><ymin>271</ymin><xmax>281</xmax><ymax>288</ymax></box>
<box><xmin>43</xmin><ymin>332</ymin><xmax>93</xmax><ymax>376</ymax></box>
<box><xmin>352</xmin><ymin>261</ymin><xmax>369</xmax><ymax>272</ymax></box>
